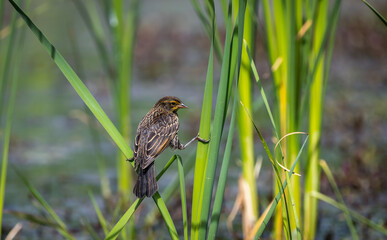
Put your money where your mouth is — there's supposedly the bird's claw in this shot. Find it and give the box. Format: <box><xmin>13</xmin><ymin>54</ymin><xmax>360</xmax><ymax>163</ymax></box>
<box><xmin>127</xmin><ymin>157</ymin><xmax>134</xmax><ymax>162</ymax></box>
<box><xmin>196</xmin><ymin>133</ymin><xmax>210</xmax><ymax>143</ymax></box>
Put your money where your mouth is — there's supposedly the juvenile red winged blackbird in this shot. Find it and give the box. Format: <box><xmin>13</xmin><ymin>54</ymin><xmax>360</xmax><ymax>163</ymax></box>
<box><xmin>131</xmin><ymin>96</ymin><xmax>208</xmax><ymax>198</ymax></box>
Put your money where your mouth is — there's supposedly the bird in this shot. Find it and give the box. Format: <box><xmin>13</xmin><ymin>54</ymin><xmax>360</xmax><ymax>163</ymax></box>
<box><xmin>130</xmin><ymin>96</ymin><xmax>209</xmax><ymax>198</ymax></box>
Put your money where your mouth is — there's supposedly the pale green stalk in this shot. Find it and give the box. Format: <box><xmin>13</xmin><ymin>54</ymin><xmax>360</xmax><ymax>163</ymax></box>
<box><xmin>112</xmin><ymin>0</ymin><xmax>140</xmax><ymax>201</ymax></box>
<box><xmin>236</xmin><ymin>0</ymin><xmax>258</xmax><ymax>233</ymax></box>
<box><xmin>303</xmin><ymin>0</ymin><xmax>331</xmax><ymax>238</ymax></box>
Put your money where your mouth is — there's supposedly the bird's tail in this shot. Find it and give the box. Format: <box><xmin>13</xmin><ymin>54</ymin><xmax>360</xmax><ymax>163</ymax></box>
<box><xmin>133</xmin><ymin>163</ymin><xmax>158</xmax><ymax>198</ymax></box>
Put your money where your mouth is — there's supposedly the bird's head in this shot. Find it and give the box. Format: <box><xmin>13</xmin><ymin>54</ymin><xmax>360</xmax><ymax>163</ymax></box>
<box><xmin>155</xmin><ymin>96</ymin><xmax>188</xmax><ymax>113</ymax></box>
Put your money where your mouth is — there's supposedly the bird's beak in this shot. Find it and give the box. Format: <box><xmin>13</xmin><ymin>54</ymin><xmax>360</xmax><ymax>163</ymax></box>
<box><xmin>179</xmin><ymin>103</ymin><xmax>189</xmax><ymax>109</ymax></box>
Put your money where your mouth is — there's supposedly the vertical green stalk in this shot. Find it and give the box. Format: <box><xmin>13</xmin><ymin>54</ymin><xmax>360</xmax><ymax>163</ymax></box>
<box><xmin>304</xmin><ymin>0</ymin><xmax>341</xmax><ymax>239</ymax></box>
<box><xmin>191</xmin><ymin>0</ymin><xmax>215</xmax><ymax>238</ymax></box>
<box><xmin>286</xmin><ymin>0</ymin><xmax>302</xmax><ymax>238</ymax></box>
<box><xmin>0</xmin><ymin>13</ymin><xmax>19</xmax><ymax>238</ymax></box>
<box><xmin>0</xmin><ymin>6</ymin><xmax>19</xmax><ymax>237</ymax></box>
<box><xmin>111</xmin><ymin>0</ymin><xmax>140</xmax><ymax>205</ymax></box>
<box><xmin>236</xmin><ymin>0</ymin><xmax>258</xmax><ymax>234</ymax></box>
<box><xmin>303</xmin><ymin>0</ymin><xmax>327</xmax><ymax>239</ymax></box>
<box><xmin>0</xmin><ymin>57</ymin><xmax>18</xmax><ymax>240</ymax></box>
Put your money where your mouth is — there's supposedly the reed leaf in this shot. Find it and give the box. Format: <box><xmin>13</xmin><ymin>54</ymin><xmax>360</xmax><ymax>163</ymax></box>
<box><xmin>191</xmin><ymin>0</ymin><xmax>215</xmax><ymax>237</ymax></box>
<box><xmin>177</xmin><ymin>156</ymin><xmax>188</xmax><ymax>240</ymax></box>
<box><xmin>0</xmin><ymin>6</ymin><xmax>20</xmax><ymax>238</ymax></box>
<box><xmin>207</xmin><ymin>91</ymin><xmax>237</xmax><ymax>239</ymax></box>
<box><xmin>362</xmin><ymin>0</ymin><xmax>387</xmax><ymax>26</ymax></box>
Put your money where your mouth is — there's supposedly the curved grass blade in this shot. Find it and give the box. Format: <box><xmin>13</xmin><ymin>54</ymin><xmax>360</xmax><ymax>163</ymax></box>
<box><xmin>177</xmin><ymin>156</ymin><xmax>188</xmax><ymax>240</ymax></box>
<box><xmin>7</xmin><ymin>0</ymin><xmax>133</xmax><ymax>161</ymax></box>
<box><xmin>12</xmin><ymin>167</ymin><xmax>75</xmax><ymax>240</ymax></box>
<box><xmin>89</xmin><ymin>192</ymin><xmax>109</xmax><ymax>235</ymax></box>
<box><xmin>310</xmin><ymin>191</ymin><xmax>387</xmax><ymax>236</ymax></box>
<box><xmin>105</xmin><ymin>155</ymin><xmax>179</xmax><ymax>240</ymax></box>
<box><xmin>362</xmin><ymin>0</ymin><xmax>387</xmax><ymax>26</ymax></box>
<box><xmin>254</xmin><ymin>135</ymin><xmax>309</xmax><ymax>239</ymax></box>
<box><xmin>6</xmin><ymin>210</ymin><xmax>61</xmax><ymax>228</ymax></box>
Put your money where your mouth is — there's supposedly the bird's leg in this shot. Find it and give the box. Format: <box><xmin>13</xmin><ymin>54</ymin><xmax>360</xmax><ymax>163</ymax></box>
<box><xmin>170</xmin><ymin>133</ymin><xmax>210</xmax><ymax>150</ymax></box>
<box><xmin>182</xmin><ymin>133</ymin><xmax>210</xmax><ymax>149</ymax></box>
<box><xmin>127</xmin><ymin>157</ymin><xmax>134</xmax><ymax>162</ymax></box>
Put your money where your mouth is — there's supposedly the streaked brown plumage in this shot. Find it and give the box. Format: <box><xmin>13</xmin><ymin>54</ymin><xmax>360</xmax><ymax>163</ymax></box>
<box><xmin>132</xmin><ymin>96</ymin><xmax>208</xmax><ymax>198</ymax></box>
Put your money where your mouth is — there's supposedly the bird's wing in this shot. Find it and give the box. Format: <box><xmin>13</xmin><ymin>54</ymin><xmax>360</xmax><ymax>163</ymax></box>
<box><xmin>141</xmin><ymin>113</ymin><xmax>179</xmax><ymax>169</ymax></box>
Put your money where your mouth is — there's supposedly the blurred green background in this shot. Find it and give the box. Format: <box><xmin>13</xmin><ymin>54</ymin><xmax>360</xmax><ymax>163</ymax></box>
<box><xmin>1</xmin><ymin>0</ymin><xmax>386</xmax><ymax>239</ymax></box>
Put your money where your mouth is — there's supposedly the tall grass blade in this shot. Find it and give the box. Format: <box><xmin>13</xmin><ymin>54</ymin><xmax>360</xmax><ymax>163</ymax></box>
<box><xmin>177</xmin><ymin>156</ymin><xmax>188</xmax><ymax>240</ymax></box>
<box><xmin>304</xmin><ymin>1</ymin><xmax>342</xmax><ymax>238</ymax></box>
<box><xmin>191</xmin><ymin>0</ymin><xmax>215</xmax><ymax>237</ymax></box>
<box><xmin>319</xmin><ymin>160</ymin><xmax>359</xmax><ymax>239</ymax></box>
<box><xmin>0</xmin><ymin>6</ymin><xmax>20</xmax><ymax>238</ymax></box>
<box><xmin>207</xmin><ymin>93</ymin><xmax>237</xmax><ymax>239</ymax></box>
<box><xmin>0</xmin><ymin>54</ymin><xmax>17</xmax><ymax>240</ymax></box>
<box><xmin>362</xmin><ymin>0</ymin><xmax>387</xmax><ymax>26</ymax></box>
<box><xmin>236</xmin><ymin>0</ymin><xmax>259</xmax><ymax>234</ymax></box>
